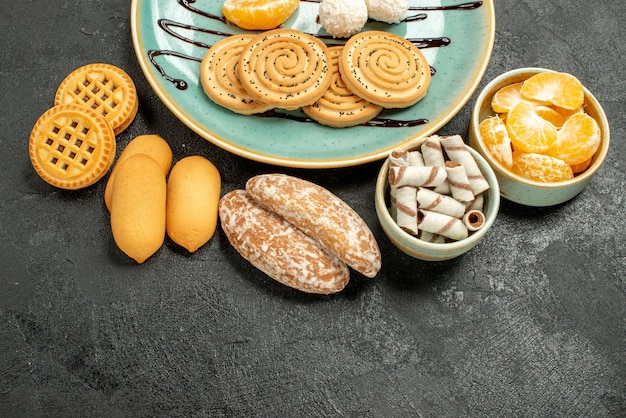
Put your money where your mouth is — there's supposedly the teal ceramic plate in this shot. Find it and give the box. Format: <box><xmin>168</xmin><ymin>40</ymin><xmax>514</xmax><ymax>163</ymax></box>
<box><xmin>131</xmin><ymin>0</ymin><xmax>495</xmax><ymax>168</ymax></box>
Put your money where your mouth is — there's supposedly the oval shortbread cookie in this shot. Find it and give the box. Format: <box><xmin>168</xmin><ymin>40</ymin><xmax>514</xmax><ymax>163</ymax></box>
<box><xmin>237</xmin><ymin>29</ymin><xmax>332</xmax><ymax>110</ymax></box>
<box><xmin>246</xmin><ymin>174</ymin><xmax>381</xmax><ymax>278</ymax></box>
<box><xmin>200</xmin><ymin>34</ymin><xmax>274</xmax><ymax>115</ymax></box>
<box><xmin>167</xmin><ymin>156</ymin><xmax>221</xmax><ymax>253</ymax></box>
<box><xmin>339</xmin><ymin>31</ymin><xmax>431</xmax><ymax>108</ymax></box>
<box><xmin>29</xmin><ymin>104</ymin><xmax>116</xmax><ymax>190</ymax></box>
<box><xmin>55</xmin><ymin>63</ymin><xmax>138</xmax><ymax>134</ymax></box>
<box><xmin>104</xmin><ymin>134</ymin><xmax>173</xmax><ymax>211</ymax></box>
<box><xmin>110</xmin><ymin>154</ymin><xmax>167</xmax><ymax>264</ymax></box>
<box><xmin>303</xmin><ymin>46</ymin><xmax>383</xmax><ymax>128</ymax></box>
<box><xmin>219</xmin><ymin>190</ymin><xmax>350</xmax><ymax>295</ymax></box>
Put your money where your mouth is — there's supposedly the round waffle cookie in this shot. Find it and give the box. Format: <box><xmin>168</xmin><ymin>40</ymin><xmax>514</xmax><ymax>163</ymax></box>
<box><xmin>303</xmin><ymin>46</ymin><xmax>383</xmax><ymax>128</ymax></box>
<box><xmin>200</xmin><ymin>34</ymin><xmax>274</xmax><ymax>115</ymax></box>
<box><xmin>237</xmin><ymin>29</ymin><xmax>333</xmax><ymax>110</ymax></box>
<box><xmin>339</xmin><ymin>31</ymin><xmax>431</xmax><ymax>109</ymax></box>
<box><xmin>29</xmin><ymin>104</ymin><xmax>116</xmax><ymax>190</ymax></box>
<box><xmin>55</xmin><ymin>63</ymin><xmax>138</xmax><ymax>134</ymax></box>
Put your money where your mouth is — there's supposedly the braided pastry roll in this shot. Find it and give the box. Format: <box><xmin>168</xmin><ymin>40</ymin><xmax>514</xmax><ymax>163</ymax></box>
<box><xmin>416</xmin><ymin>187</ymin><xmax>467</xmax><ymax>219</ymax></box>
<box><xmin>444</xmin><ymin>161</ymin><xmax>475</xmax><ymax>202</ymax></box>
<box><xmin>394</xmin><ymin>186</ymin><xmax>418</xmax><ymax>235</ymax></box>
<box><xmin>417</xmin><ymin>209</ymin><xmax>468</xmax><ymax>241</ymax></box>
<box><xmin>440</xmin><ymin>135</ymin><xmax>490</xmax><ymax>195</ymax></box>
<box><xmin>421</xmin><ymin>135</ymin><xmax>451</xmax><ymax>194</ymax></box>
<box><xmin>388</xmin><ymin>166</ymin><xmax>447</xmax><ymax>188</ymax></box>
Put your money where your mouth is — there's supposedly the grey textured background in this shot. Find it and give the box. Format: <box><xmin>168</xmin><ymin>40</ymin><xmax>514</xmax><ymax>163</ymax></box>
<box><xmin>1</xmin><ymin>0</ymin><xmax>624</xmax><ymax>416</ymax></box>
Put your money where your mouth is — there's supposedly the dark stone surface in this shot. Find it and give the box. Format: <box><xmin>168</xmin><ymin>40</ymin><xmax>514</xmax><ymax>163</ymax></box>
<box><xmin>1</xmin><ymin>0</ymin><xmax>624</xmax><ymax>416</ymax></box>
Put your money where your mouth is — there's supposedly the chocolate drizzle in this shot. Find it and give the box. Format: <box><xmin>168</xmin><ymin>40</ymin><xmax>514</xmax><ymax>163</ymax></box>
<box><xmin>256</xmin><ymin>110</ymin><xmax>428</xmax><ymax>128</ymax></box>
<box><xmin>158</xmin><ymin>19</ymin><xmax>231</xmax><ymax>48</ymax></box>
<box><xmin>177</xmin><ymin>0</ymin><xmax>227</xmax><ymax>23</ymax></box>
<box><xmin>148</xmin><ymin>50</ymin><xmax>199</xmax><ymax>90</ymax></box>
<box><xmin>409</xmin><ymin>1</ymin><xmax>483</xmax><ymax>11</ymax></box>
<box><xmin>146</xmin><ymin>0</ymin><xmax>483</xmax><ymax>126</ymax></box>
<box><xmin>404</xmin><ymin>13</ymin><xmax>428</xmax><ymax>23</ymax></box>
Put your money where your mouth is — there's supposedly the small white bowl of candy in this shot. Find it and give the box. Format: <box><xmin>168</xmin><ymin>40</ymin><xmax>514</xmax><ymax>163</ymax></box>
<box><xmin>375</xmin><ymin>134</ymin><xmax>500</xmax><ymax>261</ymax></box>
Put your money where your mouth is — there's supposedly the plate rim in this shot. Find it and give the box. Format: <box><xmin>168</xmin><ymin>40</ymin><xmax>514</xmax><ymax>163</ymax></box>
<box><xmin>130</xmin><ymin>0</ymin><xmax>496</xmax><ymax>169</ymax></box>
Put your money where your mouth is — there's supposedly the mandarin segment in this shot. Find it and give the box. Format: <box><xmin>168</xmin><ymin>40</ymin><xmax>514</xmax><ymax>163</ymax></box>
<box><xmin>570</xmin><ymin>158</ymin><xmax>593</xmax><ymax>174</ymax></box>
<box><xmin>511</xmin><ymin>152</ymin><xmax>574</xmax><ymax>183</ymax></box>
<box><xmin>479</xmin><ymin>116</ymin><xmax>513</xmax><ymax>169</ymax></box>
<box><xmin>546</xmin><ymin>112</ymin><xmax>601</xmax><ymax>165</ymax></box>
<box><xmin>506</xmin><ymin>101</ymin><xmax>558</xmax><ymax>153</ymax></box>
<box><xmin>491</xmin><ymin>82</ymin><xmax>548</xmax><ymax>113</ymax></box>
<box><xmin>222</xmin><ymin>0</ymin><xmax>299</xmax><ymax>30</ymax></box>
<box><xmin>520</xmin><ymin>71</ymin><xmax>584</xmax><ymax>110</ymax></box>
<box><xmin>552</xmin><ymin>104</ymin><xmax>583</xmax><ymax>121</ymax></box>
<box><xmin>535</xmin><ymin>105</ymin><xmax>565</xmax><ymax>128</ymax></box>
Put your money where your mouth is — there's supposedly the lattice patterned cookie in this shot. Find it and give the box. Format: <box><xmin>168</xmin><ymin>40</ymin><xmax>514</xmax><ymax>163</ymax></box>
<box><xmin>29</xmin><ymin>104</ymin><xmax>116</xmax><ymax>189</ymax></box>
<box><xmin>55</xmin><ymin>63</ymin><xmax>138</xmax><ymax>134</ymax></box>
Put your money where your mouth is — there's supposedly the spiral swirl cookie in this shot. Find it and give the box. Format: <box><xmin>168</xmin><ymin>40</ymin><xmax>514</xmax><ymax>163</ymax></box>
<box><xmin>339</xmin><ymin>31</ymin><xmax>431</xmax><ymax>109</ymax></box>
<box><xmin>303</xmin><ymin>46</ymin><xmax>383</xmax><ymax>128</ymax></box>
<box><xmin>200</xmin><ymin>35</ymin><xmax>274</xmax><ymax>115</ymax></box>
<box><xmin>29</xmin><ymin>104</ymin><xmax>116</xmax><ymax>189</ymax></box>
<box><xmin>237</xmin><ymin>29</ymin><xmax>333</xmax><ymax>110</ymax></box>
<box><xmin>55</xmin><ymin>63</ymin><xmax>138</xmax><ymax>134</ymax></box>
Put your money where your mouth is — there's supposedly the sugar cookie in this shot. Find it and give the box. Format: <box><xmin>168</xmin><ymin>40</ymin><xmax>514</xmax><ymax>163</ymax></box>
<box><xmin>200</xmin><ymin>35</ymin><xmax>274</xmax><ymax>115</ymax></box>
<box><xmin>302</xmin><ymin>46</ymin><xmax>382</xmax><ymax>128</ymax></box>
<box><xmin>237</xmin><ymin>29</ymin><xmax>332</xmax><ymax>110</ymax></box>
<box><xmin>55</xmin><ymin>63</ymin><xmax>138</xmax><ymax>134</ymax></box>
<box><xmin>339</xmin><ymin>31</ymin><xmax>431</xmax><ymax>108</ymax></box>
<box><xmin>29</xmin><ymin>104</ymin><xmax>116</xmax><ymax>190</ymax></box>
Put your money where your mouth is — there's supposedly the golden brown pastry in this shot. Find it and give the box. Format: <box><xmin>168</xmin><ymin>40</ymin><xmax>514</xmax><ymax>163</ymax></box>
<box><xmin>166</xmin><ymin>156</ymin><xmax>221</xmax><ymax>253</ymax></box>
<box><xmin>104</xmin><ymin>134</ymin><xmax>172</xmax><ymax>211</ymax></box>
<box><xmin>245</xmin><ymin>174</ymin><xmax>381</xmax><ymax>278</ymax></box>
<box><xmin>219</xmin><ymin>190</ymin><xmax>350</xmax><ymax>294</ymax></box>
<box><xmin>110</xmin><ymin>154</ymin><xmax>167</xmax><ymax>264</ymax></box>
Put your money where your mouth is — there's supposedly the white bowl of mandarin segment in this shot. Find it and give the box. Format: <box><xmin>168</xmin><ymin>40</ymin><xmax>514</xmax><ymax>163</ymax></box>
<box><xmin>468</xmin><ymin>67</ymin><xmax>610</xmax><ymax>207</ymax></box>
<box><xmin>375</xmin><ymin>135</ymin><xmax>500</xmax><ymax>262</ymax></box>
